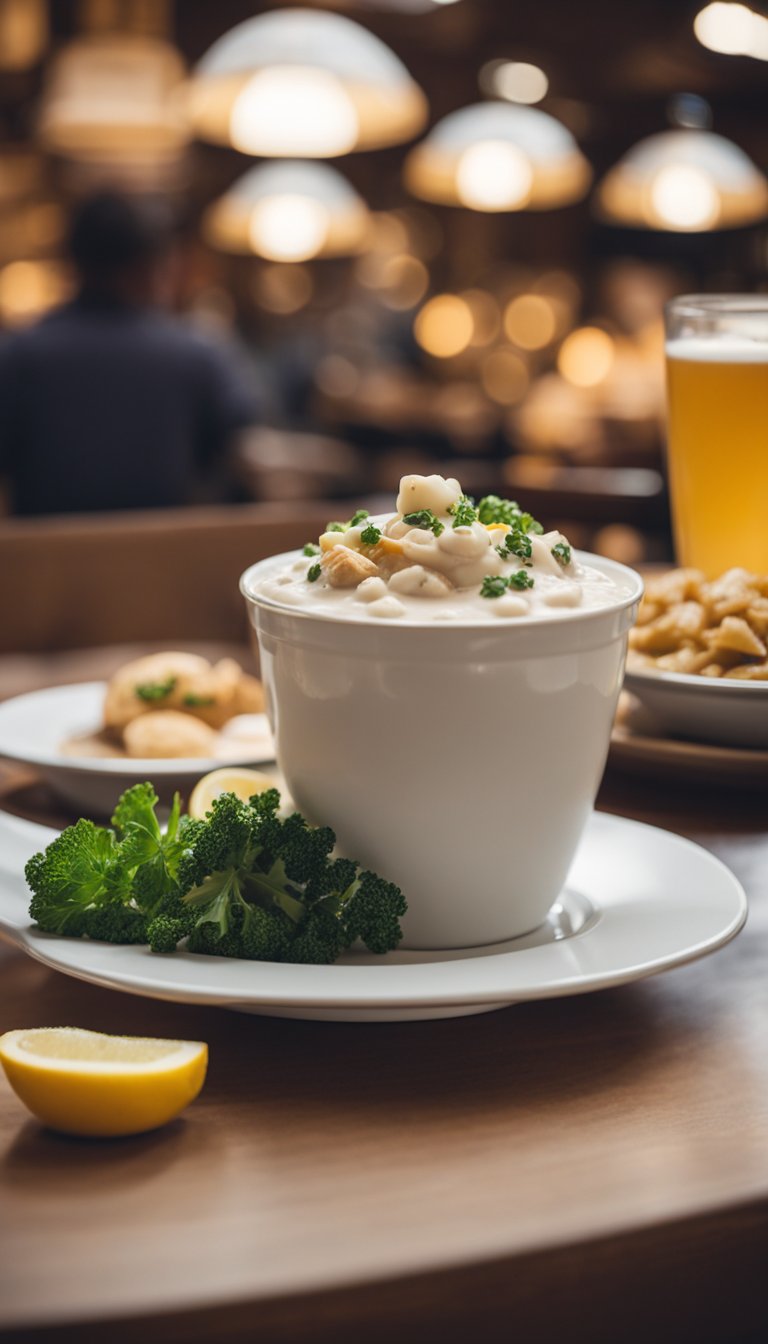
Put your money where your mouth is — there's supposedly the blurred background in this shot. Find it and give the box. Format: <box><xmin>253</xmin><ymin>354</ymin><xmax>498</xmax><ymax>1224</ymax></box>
<box><xmin>1</xmin><ymin>0</ymin><xmax>768</xmax><ymax>567</ymax></box>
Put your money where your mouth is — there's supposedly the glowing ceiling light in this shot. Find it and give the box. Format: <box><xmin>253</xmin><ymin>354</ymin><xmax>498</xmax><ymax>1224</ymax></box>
<box><xmin>414</xmin><ymin>294</ymin><xmax>474</xmax><ymax>357</ymax></box>
<box><xmin>493</xmin><ymin>61</ymin><xmax>549</xmax><ymax>105</ymax></box>
<box><xmin>205</xmin><ymin>161</ymin><xmax>369</xmax><ymax>261</ymax></box>
<box><xmin>187</xmin><ymin>9</ymin><xmax>427</xmax><ymax>156</ymax></box>
<box><xmin>249</xmin><ymin>195</ymin><xmax>330</xmax><ymax>263</ymax></box>
<box><xmin>694</xmin><ymin>3</ymin><xmax>768</xmax><ymax>59</ymax></box>
<box><xmin>456</xmin><ymin>140</ymin><xmax>533</xmax><ymax>210</ymax></box>
<box><xmin>38</xmin><ymin>36</ymin><xmax>188</xmax><ymax>157</ymax></box>
<box><xmin>558</xmin><ymin>327</ymin><xmax>615</xmax><ymax>387</ymax></box>
<box><xmin>596</xmin><ymin>129</ymin><xmax>768</xmax><ymax>230</ymax></box>
<box><xmin>650</xmin><ymin>164</ymin><xmax>720</xmax><ymax>229</ymax></box>
<box><xmin>230</xmin><ymin>67</ymin><xmax>358</xmax><ymax>157</ymax></box>
<box><xmin>405</xmin><ymin>101</ymin><xmax>590</xmax><ymax>211</ymax></box>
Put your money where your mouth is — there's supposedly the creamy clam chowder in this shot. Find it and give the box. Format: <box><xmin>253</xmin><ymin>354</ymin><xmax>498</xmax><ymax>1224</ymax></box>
<box><xmin>256</xmin><ymin>474</ymin><xmax>625</xmax><ymax>623</ymax></box>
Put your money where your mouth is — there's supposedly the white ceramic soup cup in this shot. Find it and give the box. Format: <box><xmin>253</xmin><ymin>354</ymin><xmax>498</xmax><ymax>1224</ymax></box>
<box><xmin>241</xmin><ymin>552</ymin><xmax>642</xmax><ymax>949</ymax></box>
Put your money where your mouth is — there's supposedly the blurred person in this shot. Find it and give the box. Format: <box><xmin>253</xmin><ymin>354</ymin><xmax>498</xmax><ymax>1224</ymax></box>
<box><xmin>0</xmin><ymin>192</ymin><xmax>257</xmax><ymax>515</ymax></box>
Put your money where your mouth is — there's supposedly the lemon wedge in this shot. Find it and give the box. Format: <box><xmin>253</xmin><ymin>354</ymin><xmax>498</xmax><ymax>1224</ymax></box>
<box><xmin>188</xmin><ymin>766</ymin><xmax>279</xmax><ymax>820</ymax></box>
<box><xmin>0</xmin><ymin>1028</ymin><xmax>208</xmax><ymax>1137</ymax></box>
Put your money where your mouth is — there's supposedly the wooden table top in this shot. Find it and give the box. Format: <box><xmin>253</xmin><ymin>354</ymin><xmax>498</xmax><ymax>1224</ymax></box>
<box><xmin>1</xmin><ymin>761</ymin><xmax>767</xmax><ymax>1344</ymax></box>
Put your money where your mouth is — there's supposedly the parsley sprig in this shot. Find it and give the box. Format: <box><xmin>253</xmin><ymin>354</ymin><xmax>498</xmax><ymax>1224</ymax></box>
<box><xmin>477</xmin><ymin>495</ymin><xmax>543</xmax><ymax>535</ymax></box>
<box><xmin>497</xmin><ymin>531</ymin><xmax>533</xmax><ymax>564</ymax></box>
<box><xmin>134</xmin><ymin>677</ymin><xmax>177</xmax><ymax>702</ymax></box>
<box><xmin>480</xmin><ymin>571</ymin><xmax>535</xmax><ymax>598</ymax></box>
<box><xmin>447</xmin><ymin>495</ymin><xmax>478</xmax><ymax>529</ymax></box>
<box><xmin>361</xmin><ymin>523</ymin><xmax>382</xmax><ymax>546</ymax></box>
<box><xmin>325</xmin><ymin>509</ymin><xmax>369</xmax><ymax>534</ymax></box>
<box><xmin>552</xmin><ymin>542</ymin><xmax>572</xmax><ymax>567</ymax></box>
<box><xmin>402</xmin><ymin>509</ymin><xmax>445</xmax><ymax>537</ymax></box>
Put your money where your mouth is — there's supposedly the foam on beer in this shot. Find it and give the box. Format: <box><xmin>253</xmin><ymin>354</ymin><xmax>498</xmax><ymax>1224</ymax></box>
<box><xmin>667</xmin><ymin>337</ymin><xmax>768</xmax><ymax>362</ymax></box>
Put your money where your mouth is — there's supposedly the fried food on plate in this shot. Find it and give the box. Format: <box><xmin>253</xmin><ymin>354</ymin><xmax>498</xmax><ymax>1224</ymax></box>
<box><xmin>628</xmin><ymin>567</ymin><xmax>768</xmax><ymax>679</ymax></box>
<box><xmin>104</xmin><ymin>652</ymin><xmax>210</xmax><ymax>733</ymax></box>
<box><xmin>123</xmin><ymin>710</ymin><xmax>218</xmax><ymax>759</ymax></box>
<box><xmin>104</xmin><ymin>651</ymin><xmax>265</xmax><ymax>731</ymax></box>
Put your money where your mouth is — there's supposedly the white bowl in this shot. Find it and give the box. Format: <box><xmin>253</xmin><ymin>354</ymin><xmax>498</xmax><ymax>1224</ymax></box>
<box><xmin>241</xmin><ymin>551</ymin><xmax>642</xmax><ymax>949</ymax></box>
<box><xmin>0</xmin><ymin>682</ymin><xmax>275</xmax><ymax>816</ymax></box>
<box><xmin>623</xmin><ymin>666</ymin><xmax>768</xmax><ymax>748</ymax></box>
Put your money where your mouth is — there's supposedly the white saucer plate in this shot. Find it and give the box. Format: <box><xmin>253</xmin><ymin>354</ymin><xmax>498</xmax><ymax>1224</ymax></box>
<box><xmin>0</xmin><ymin>682</ymin><xmax>275</xmax><ymax>815</ymax></box>
<box><xmin>0</xmin><ymin>810</ymin><xmax>746</xmax><ymax>1022</ymax></box>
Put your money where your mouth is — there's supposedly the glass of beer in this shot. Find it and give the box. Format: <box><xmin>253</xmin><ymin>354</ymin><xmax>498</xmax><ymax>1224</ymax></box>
<box><xmin>665</xmin><ymin>294</ymin><xmax>768</xmax><ymax>577</ymax></box>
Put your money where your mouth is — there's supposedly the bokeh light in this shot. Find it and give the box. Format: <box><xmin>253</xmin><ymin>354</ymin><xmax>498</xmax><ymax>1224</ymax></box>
<box><xmin>456</xmin><ymin>141</ymin><xmax>533</xmax><ymax>210</ymax></box>
<box><xmin>492</xmin><ymin>61</ymin><xmax>549</xmax><ymax>104</ymax></box>
<box><xmin>594</xmin><ymin>524</ymin><xmax>646</xmax><ymax>566</ymax></box>
<box><xmin>0</xmin><ymin>259</ymin><xmax>70</xmax><ymax>326</ymax></box>
<box><xmin>481</xmin><ymin>347</ymin><xmax>530</xmax><ymax>404</ymax></box>
<box><xmin>694</xmin><ymin>3</ymin><xmax>768</xmax><ymax>58</ymax></box>
<box><xmin>379</xmin><ymin>255</ymin><xmax>429</xmax><ymax>310</ymax></box>
<box><xmin>503</xmin><ymin>293</ymin><xmax>557</xmax><ymax>349</ymax></box>
<box><xmin>462</xmin><ymin>289</ymin><xmax>501</xmax><ymax>346</ymax></box>
<box><xmin>314</xmin><ymin>354</ymin><xmax>361</xmax><ymax>398</ymax></box>
<box><xmin>254</xmin><ymin>264</ymin><xmax>314</xmax><ymax>314</ymax></box>
<box><xmin>414</xmin><ymin>294</ymin><xmax>474</xmax><ymax>357</ymax></box>
<box><xmin>558</xmin><ymin>326</ymin><xmax>615</xmax><ymax>387</ymax></box>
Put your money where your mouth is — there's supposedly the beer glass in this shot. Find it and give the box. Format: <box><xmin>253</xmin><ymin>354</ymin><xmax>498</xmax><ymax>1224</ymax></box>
<box><xmin>665</xmin><ymin>295</ymin><xmax>768</xmax><ymax>577</ymax></box>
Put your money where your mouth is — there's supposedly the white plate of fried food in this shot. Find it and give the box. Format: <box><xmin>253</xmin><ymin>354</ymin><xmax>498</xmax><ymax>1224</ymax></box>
<box><xmin>0</xmin><ymin>652</ymin><xmax>275</xmax><ymax>814</ymax></box>
<box><xmin>624</xmin><ymin>567</ymin><xmax>768</xmax><ymax>748</ymax></box>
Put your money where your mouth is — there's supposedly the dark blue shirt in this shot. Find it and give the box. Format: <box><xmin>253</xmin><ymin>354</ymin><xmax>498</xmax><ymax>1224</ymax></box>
<box><xmin>0</xmin><ymin>297</ymin><xmax>257</xmax><ymax>515</ymax></box>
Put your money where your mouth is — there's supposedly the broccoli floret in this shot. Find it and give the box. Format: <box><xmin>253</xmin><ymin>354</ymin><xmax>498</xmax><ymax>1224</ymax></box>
<box><xmin>340</xmin><ymin>871</ymin><xmax>407</xmax><ymax>954</ymax></box>
<box><xmin>239</xmin><ymin>904</ymin><xmax>295</xmax><ymax>961</ymax></box>
<box><xmin>176</xmin><ymin>792</ymin><xmax>257</xmax><ymax>891</ymax></box>
<box><xmin>146</xmin><ymin>914</ymin><xmax>187</xmax><ymax>954</ymax></box>
<box><xmin>176</xmin><ymin>789</ymin><xmax>406</xmax><ymax>964</ymax></box>
<box><xmin>270</xmin><ymin>811</ymin><xmax>336</xmax><ymax>886</ymax></box>
<box><xmin>184</xmin><ymin>896</ymin><xmax>293</xmax><ymax>961</ymax></box>
<box><xmin>81</xmin><ymin>905</ymin><xmax>148</xmax><ymax>944</ymax></box>
<box><xmin>284</xmin><ymin>907</ymin><xmax>346</xmax><ymax>964</ymax></box>
<box><xmin>26</xmin><ymin>782</ymin><xmax>408</xmax><ymax>966</ymax></box>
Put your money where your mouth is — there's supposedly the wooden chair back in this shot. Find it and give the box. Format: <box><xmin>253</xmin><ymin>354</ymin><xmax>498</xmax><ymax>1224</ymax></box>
<box><xmin>0</xmin><ymin>502</ymin><xmax>337</xmax><ymax>653</ymax></box>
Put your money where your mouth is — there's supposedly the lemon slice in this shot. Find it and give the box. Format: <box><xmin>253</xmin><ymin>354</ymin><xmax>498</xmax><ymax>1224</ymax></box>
<box><xmin>0</xmin><ymin>1028</ymin><xmax>208</xmax><ymax>1137</ymax></box>
<box><xmin>188</xmin><ymin>766</ymin><xmax>279</xmax><ymax>820</ymax></box>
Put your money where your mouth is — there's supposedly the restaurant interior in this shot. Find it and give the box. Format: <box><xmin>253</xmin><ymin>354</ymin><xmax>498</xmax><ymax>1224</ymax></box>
<box><xmin>1</xmin><ymin>2</ymin><xmax>767</xmax><ymax>1342</ymax></box>
<box><xmin>0</xmin><ymin>0</ymin><xmax>766</xmax><ymax>541</ymax></box>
